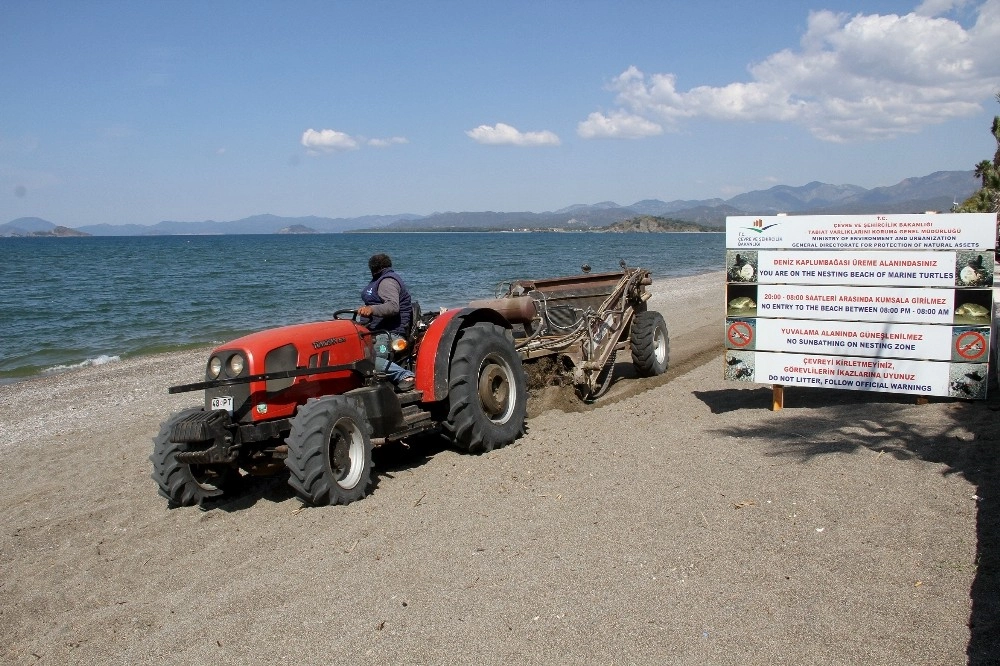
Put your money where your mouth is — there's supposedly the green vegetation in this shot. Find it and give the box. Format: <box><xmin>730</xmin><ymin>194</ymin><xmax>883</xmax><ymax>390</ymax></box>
<box><xmin>600</xmin><ymin>215</ymin><xmax>715</xmax><ymax>233</ymax></box>
<box><xmin>956</xmin><ymin>92</ymin><xmax>1000</xmax><ymax>214</ymax></box>
<box><xmin>23</xmin><ymin>225</ymin><xmax>90</xmax><ymax>237</ymax></box>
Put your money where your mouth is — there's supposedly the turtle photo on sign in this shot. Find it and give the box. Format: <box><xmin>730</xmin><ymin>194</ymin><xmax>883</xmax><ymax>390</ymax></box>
<box><xmin>726</xmin><ymin>283</ymin><xmax>758</xmax><ymax>317</ymax></box>
<box><xmin>726</xmin><ymin>250</ymin><xmax>758</xmax><ymax>283</ymax></box>
<box><xmin>953</xmin><ymin>289</ymin><xmax>993</xmax><ymax>325</ymax></box>
<box><xmin>955</xmin><ymin>251</ymin><xmax>994</xmax><ymax>287</ymax></box>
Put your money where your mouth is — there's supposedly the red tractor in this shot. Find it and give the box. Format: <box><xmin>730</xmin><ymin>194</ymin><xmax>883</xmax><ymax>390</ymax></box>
<box><xmin>152</xmin><ymin>264</ymin><xmax>668</xmax><ymax>507</ymax></box>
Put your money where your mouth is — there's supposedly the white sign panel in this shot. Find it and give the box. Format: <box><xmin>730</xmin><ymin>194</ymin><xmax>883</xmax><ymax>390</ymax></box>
<box><xmin>725</xmin><ymin>317</ymin><xmax>990</xmax><ymax>363</ymax></box>
<box><xmin>736</xmin><ymin>250</ymin><xmax>994</xmax><ymax>287</ymax></box>
<box><xmin>726</xmin><ymin>213</ymin><xmax>996</xmax><ymax>250</ymax></box>
<box><xmin>726</xmin><ymin>284</ymin><xmax>994</xmax><ymax>326</ymax></box>
<box><xmin>724</xmin><ymin>350</ymin><xmax>988</xmax><ymax>399</ymax></box>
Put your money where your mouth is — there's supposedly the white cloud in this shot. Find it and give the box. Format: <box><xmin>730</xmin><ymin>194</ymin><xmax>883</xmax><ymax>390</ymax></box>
<box><xmin>584</xmin><ymin>0</ymin><xmax>1000</xmax><ymax>142</ymax></box>
<box><xmin>466</xmin><ymin>122</ymin><xmax>561</xmax><ymax>146</ymax></box>
<box><xmin>367</xmin><ymin>136</ymin><xmax>409</xmax><ymax>148</ymax></box>
<box><xmin>577</xmin><ymin>110</ymin><xmax>663</xmax><ymax>139</ymax></box>
<box><xmin>302</xmin><ymin>128</ymin><xmax>359</xmax><ymax>153</ymax></box>
<box><xmin>915</xmin><ymin>0</ymin><xmax>973</xmax><ymax>16</ymax></box>
<box><xmin>302</xmin><ymin>129</ymin><xmax>409</xmax><ymax>154</ymax></box>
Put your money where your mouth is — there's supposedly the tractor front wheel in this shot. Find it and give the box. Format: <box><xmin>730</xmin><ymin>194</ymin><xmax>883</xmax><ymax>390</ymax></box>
<box><xmin>445</xmin><ymin>322</ymin><xmax>527</xmax><ymax>454</ymax></box>
<box><xmin>151</xmin><ymin>408</ymin><xmax>240</xmax><ymax>507</ymax></box>
<box><xmin>630</xmin><ymin>311</ymin><xmax>670</xmax><ymax>377</ymax></box>
<box><xmin>285</xmin><ymin>396</ymin><xmax>374</xmax><ymax>506</ymax></box>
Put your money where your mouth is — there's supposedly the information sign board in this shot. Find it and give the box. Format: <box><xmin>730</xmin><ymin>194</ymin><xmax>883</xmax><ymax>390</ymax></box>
<box><xmin>723</xmin><ymin>213</ymin><xmax>996</xmax><ymax>401</ymax></box>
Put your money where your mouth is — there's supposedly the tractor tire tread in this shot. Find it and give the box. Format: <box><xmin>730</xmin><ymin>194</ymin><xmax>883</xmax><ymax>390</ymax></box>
<box><xmin>285</xmin><ymin>396</ymin><xmax>373</xmax><ymax>506</ymax></box>
<box><xmin>630</xmin><ymin>310</ymin><xmax>670</xmax><ymax>377</ymax></box>
<box><xmin>445</xmin><ymin>322</ymin><xmax>527</xmax><ymax>454</ymax></box>
<box><xmin>150</xmin><ymin>407</ymin><xmax>229</xmax><ymax>507</ymax></box>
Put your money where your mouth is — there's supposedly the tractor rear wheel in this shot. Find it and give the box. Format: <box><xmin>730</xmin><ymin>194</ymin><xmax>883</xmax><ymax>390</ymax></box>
<box><xmin>151</xmin><ymin>407</ymin><xmax>240</xmax><ymax>507</ymax></box>
<box><xmin>445</xmin><ymin>322</ymin><xmax>527</xmax><ymax>454</ymax></box>
<box><xmin>285</xmin><ymin>396</ymin><xmax>373</xmax><ymax>506</ymax></box>
<box><xmin>630</xmin><ymin>311</ymin><xmax>669</xmax><ymax>377</ymax></box>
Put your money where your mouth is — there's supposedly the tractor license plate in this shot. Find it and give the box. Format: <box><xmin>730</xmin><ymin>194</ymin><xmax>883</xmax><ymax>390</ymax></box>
<box><xmin>211</xmin><ymin>396</ymin><xmax>234</xmax><ymax>412</ymax></box>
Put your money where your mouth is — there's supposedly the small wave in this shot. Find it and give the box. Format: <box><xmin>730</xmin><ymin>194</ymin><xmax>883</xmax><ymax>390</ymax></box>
<box><xmin>42</xmin><ymin>354</ymin><xmax>122</xmax><ymax>375</ymax></box>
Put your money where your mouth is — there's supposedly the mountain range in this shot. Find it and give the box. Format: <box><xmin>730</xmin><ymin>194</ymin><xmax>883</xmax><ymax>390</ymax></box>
<box><xmin>0</xmin><ymin>170</ymin><xmax>979</xmax><ymax>237</ymax></box>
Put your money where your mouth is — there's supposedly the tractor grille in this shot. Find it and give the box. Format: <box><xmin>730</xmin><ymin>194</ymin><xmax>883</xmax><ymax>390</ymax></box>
<box><xmin>205</xmin><ymin>382</ymin><xmax>251</xmax><ymax>423</ymax></box>
<box><xmin>170</xmin><ymin>409</ymin><xmax>229</xmax><ymax>442</ymax></box>
<box><xmin>265</xmin><ymin>344</ymin><xmax>298</xmax><ymax>393</ymax></box>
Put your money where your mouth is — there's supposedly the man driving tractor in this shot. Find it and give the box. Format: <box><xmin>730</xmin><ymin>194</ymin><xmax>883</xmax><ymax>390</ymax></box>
<box><xmin>357</xmin><ymin>253</ymin><xmax>416</xmax><ymax>391</ymax></box>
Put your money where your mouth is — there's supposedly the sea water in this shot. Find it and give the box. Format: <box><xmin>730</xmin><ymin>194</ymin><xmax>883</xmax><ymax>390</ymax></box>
<box><xmin>0</xmin><ymin>232</ymin><xmax>723</xmax><ymax>381</ymax></box>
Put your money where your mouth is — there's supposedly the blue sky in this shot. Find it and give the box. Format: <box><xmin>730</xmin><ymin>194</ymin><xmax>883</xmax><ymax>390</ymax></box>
<box><xmin>2</xmin><ymin>0</ymin><xmax>999</xmax><ymax>227</ymax></box>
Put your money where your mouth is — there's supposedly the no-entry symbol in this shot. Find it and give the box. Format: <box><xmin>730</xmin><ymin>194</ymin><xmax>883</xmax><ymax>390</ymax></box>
<box><xmin>727</xmin><ymin>321</ymin><xmax>754</xmax><ymax>348</ymax></box>
<box><xmin>955</xmin><ymin>330</ymin><xmax>987</xmax><ymax>361</ymax></box>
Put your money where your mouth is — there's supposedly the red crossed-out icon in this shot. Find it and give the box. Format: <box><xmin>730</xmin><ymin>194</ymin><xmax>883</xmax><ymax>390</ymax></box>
<box><xmin>727</xmin><ymin>321</ymin><xmax>753</xmax><ymax>348</ymax></box>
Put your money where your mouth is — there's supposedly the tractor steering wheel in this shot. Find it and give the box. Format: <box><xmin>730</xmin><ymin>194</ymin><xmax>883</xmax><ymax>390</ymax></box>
<box><xmin>333</xmin><ymin>309</ymin><xmax>361</xmax><ymax>322</ymax></box>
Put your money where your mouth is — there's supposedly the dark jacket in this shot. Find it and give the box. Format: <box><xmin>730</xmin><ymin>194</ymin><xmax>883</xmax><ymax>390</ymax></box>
<box><xmin>361</xmin><ymin>269</ymin><xmax>412</xmax><ymax>335</ymax></box>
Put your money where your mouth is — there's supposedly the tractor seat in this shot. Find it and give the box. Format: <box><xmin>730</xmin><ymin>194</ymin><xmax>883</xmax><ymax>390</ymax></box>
<box><xmin>408</xmin><ymin>301</ymin><xmax>421</xmax><ymax>342</ymax></box>
<box><xmin>388</xmin><ymin>301</ymin><xmax>421</xmax><ymax>363</ymax></box>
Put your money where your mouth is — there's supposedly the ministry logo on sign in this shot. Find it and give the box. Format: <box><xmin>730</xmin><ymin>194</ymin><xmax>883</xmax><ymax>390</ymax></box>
<box><xmin>745</xmin><ymin>218</ymin><xmax>780</xmax><ymax>234</ymax></box>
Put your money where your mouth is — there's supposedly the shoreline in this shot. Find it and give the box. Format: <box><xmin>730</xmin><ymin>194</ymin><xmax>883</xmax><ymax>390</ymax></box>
<box><xmin>0</xmin><ymin>271</ymin><xmax>725</xmax><ymax>451</ymax></box>
<box><xmin>0</xmin><ymin>267</ymin><xmax>721</xmax><ymax>386</ymax></box>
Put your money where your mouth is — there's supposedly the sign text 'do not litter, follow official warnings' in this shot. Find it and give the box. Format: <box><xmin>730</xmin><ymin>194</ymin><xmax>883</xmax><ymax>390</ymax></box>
<box><xmin>724</xmin><ymin>350</ymin><xmax>988</xmax><ymax>399</ymax></box>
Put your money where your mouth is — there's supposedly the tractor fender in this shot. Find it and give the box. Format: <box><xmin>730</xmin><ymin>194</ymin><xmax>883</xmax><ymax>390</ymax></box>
<box><xmin>414</xmin><ymin>307</ymin><xmax>513</xmax><ymax>402</ymax></box>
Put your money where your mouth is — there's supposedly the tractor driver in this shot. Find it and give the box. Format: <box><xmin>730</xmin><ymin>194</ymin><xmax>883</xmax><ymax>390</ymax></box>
<box><xmin>358</xmin><ymin>253</ymin><xmax>416</xmax><ymax>391</ymax></box>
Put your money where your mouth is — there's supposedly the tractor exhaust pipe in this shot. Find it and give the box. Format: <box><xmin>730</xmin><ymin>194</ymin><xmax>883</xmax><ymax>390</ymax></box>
<box><xmin>468</xmin><ymin>296</ymin><xmax>538</xmax><ymax>324</ymax></box>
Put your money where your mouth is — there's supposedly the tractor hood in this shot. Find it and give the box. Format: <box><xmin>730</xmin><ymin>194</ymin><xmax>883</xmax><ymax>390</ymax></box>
<box><xmin>217</xmin><ymin>319</ymin><xmax>367</xmax><ymax>356</ymax></box>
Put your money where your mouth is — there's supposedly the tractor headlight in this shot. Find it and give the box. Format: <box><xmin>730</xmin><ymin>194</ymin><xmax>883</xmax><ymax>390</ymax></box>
<box><xmin>208</xmin><ymin>356</ymin><xmax>223</xmax><ymax>378</ymax></box>
<box><xmin>228</xmin><ymin>353</ymin><xmax>246</xmax><ymax>376</ymax></box>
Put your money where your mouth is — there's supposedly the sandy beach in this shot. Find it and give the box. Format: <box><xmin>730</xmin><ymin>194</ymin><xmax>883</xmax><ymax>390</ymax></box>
<box><xmin>1</xmin><ymin>271</ymin><xmax>997</xmax><ymax>665</ymax></box>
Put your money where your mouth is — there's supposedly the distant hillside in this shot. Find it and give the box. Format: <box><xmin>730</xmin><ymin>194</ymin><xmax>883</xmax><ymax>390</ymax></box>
<box><xmin>601</xmin><ymin>216</ymin><xmax>713</xmax><ymax>233</ymax></box>
<box><xmin>627</xmin><ymin>198</ymin><xmax>727</xmax><ymax>215</ymax></box>
<box><xmin>4</xmin><ymin>217</ymin><xmax>55</xmax><ymax>233</ymax></box>
<box><xmin>362</xmin><ymin>170</ymin><xmax>977</xmax><ymax>231</ymax></box>
<box><xmin>4</xmin><ymin>169</ymin><xmax>979</xmax><ymax>236</ymax></box>
<box><xmin>681</xmin><ymin>170</ymin><xmax>977</xmax><ymax>225</ymax></box>
<box><xmin>277</xmin><ymin>224</ymin><xmax>318</xmax><ymax>234</ymax></box>
<box><xmin>0</xmin><ymin>218</ymin><xmax>90</xmax><ymax>237</ymax></box>
<box><xmin>75</xmin><ymin>213</ymin><xmax>421</xmax><ymax>236</ymax></box>
<box><xmin>40</xmin><ymin>225</ymin><xmax>89</xmax><ymax>237</ymax></box>
<box><xmin>377</xmin><ymin>205</ymin><xmax>641</xmax><ymax>232</ymax></box>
